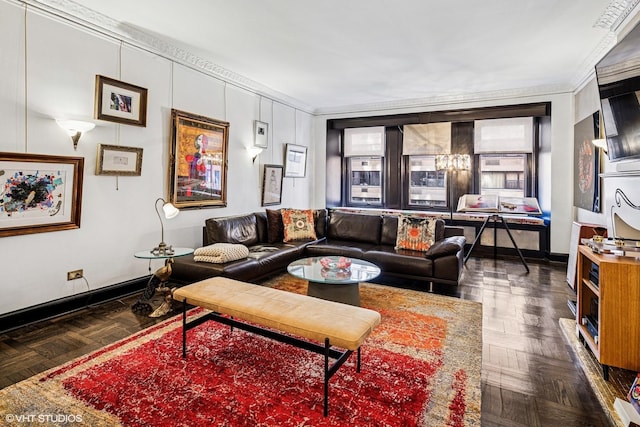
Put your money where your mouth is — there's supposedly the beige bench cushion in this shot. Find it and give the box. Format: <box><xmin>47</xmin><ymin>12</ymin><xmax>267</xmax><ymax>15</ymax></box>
<box><xmin>173</xmin><ymin>277</ymin><xmax>381</xmax><ymax>350</ymax></box>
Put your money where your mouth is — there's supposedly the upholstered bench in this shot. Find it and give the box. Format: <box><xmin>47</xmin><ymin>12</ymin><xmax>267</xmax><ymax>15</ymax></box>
<box><xmin>172</xmin><ymin>276</ymin><xmax>381</xmax><ymax>416</ymax></box>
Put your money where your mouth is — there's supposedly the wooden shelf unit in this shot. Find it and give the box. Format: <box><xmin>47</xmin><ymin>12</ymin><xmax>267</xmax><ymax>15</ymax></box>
<box><xmin>576</xmin><ymin>245</ymin><xmax>640</xmax><ymax>379</ymax></box>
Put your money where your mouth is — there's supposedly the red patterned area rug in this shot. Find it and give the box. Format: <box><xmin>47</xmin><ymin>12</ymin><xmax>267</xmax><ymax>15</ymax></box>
<box><xmin>0</xmin><ymin>277</ymin><xmax>482</xmax><ymax>426</ymax></box>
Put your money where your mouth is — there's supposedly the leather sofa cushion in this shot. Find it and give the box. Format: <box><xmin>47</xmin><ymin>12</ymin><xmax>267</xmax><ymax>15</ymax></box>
<box><xmin>265</xmin><ymin>209</ymin><xmax>284</xmax><ymax>243</ymax></box>
<box><xmin>363</xmin><ymin>248</ymin><xmax>433</xmax><ymax>277</ymax></box>
<box><xmin>380</xmin><ymin>216</ymin><xmax>398</xmax><ymax>246</ymax></box>
<box><xmin>327</xmin><ymin>212</ymin><xmax>382</xmax><ymax>244</ymax></box>
<box><xmin>206</xmin><ymin>214</ymin><xmax>259</xmax><ymax>246</ymax></box>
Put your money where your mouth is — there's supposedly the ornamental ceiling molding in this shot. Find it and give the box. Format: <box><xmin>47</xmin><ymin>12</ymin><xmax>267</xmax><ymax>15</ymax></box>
<box><xmin>313</xmin><ymin>84</ymin><xmax>575</xmax><ymax>116</ymax></box>
<box><xmin>594</xmin><ymin>0</ymin><xmax>640</xmax><ymax>30</ymax></box>
<box><xmin>25</xmin><ymin>0</ymin><xmax>315</xmax><ymax>114</ymax></box>
<box><xmin>21</xmin><ymin>0</ymin><xmax>640</xmax><ymax>117</ymax></box>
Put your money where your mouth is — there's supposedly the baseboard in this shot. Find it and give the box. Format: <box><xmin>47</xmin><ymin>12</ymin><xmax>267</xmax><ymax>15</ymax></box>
<box><xmin>546</xmin><ymin>251</ymin><xmax>569</xmax><ymax>263</ymax></box>
<box><xmin>0</xmin><ymin>276</ymin><xmax>150</xmax><ymax>334</ymax></box>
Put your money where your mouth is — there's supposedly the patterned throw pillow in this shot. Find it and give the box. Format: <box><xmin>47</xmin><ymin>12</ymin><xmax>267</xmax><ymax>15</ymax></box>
<box><xmin>281</xmin><ymin>209</ymin><xmax>317</xmax><ymax>242</ymax></box>
<box><xmin>395</xmin><ymin>215</ymin><xmax>436</xmax><ymax>252</ymax></box>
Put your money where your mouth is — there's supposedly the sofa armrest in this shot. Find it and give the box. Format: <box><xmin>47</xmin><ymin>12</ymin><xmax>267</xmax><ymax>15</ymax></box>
<box><xmin>424</xmin><ymin>236</ymin><xmax>465</xmax><ymax>259</ymax></box>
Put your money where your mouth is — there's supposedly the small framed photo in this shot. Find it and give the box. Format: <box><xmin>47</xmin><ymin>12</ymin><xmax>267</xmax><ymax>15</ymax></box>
<box><xmin>284</xmin><ymin>143</ymin><xmax>307</xmax><ymax>178</ymax></box>
<box><xmin>96</xmin><ymin>144</ymin><xmax>143</xmax><ymax>176</ymax></box>
<box><xmin>262</xmin><ymin>164</ymin><xmax>283</xmax><ymax>206</ymax></box>
<box><xmin>94</xmin><ymin>75</ymin><xmax>148</xmax><ymax>127</ymax></box>
<box><xmin>254</xmin><ymin>120</ymin><xmax>269</xmax><ymax>149</ymax></box>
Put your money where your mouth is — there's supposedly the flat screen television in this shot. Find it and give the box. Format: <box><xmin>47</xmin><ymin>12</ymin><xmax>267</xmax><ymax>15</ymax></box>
<box><xmin>595</xmin><ymin>22</ymin><xmax>640</xmax><ymax>162</ymax></box>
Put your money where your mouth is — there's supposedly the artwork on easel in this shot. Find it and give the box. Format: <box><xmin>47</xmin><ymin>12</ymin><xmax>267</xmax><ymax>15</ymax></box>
<box><xmin>457</xmin><ymin>194</ymin><xmax>542</xmax><ymax>215</ymax></box>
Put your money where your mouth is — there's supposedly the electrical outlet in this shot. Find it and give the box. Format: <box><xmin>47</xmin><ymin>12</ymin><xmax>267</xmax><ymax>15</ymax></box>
<box><xmin>67</xmin><ymin>269</ymin><xmax>83</xmax><ymax>280</ymax></box>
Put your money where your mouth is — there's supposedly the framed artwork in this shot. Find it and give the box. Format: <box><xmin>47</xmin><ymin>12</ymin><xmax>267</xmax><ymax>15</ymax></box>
<box><xmin>169</xmin><ymin>109</ymin><xmax>229</xmax><ymax>209</ymax></box>
<box><xmin>0</xmin><ymin>152</ymin><xmax>84</xmax><ymax>237</ymax></box>
<box><xmin>94</xmin><ymin>75</ymin><xmax>148</xmax><ymax>127</ymax></box>
<box><xmin>284</xmin><ymin>143</ymin><xmax>307</xmax><ymax>178</ymax></box>
<box><xmin>254</xmin><ymin>120</ymin><xmax>269</xmax><ymax>149</ymax></box>
<box><xmin>573</xmin><ymin>111</ymin><xmax>601</xmax><ymax>212</ymax></box>
<box><xmin>96</xmin><ymin>144</ymin><xmax>143</xmax><ymax>176</ymax></box>
<box><xmin>262</xmin><ymin>164</ymin><xmax>283</xmax><ymax>206</ymax></box>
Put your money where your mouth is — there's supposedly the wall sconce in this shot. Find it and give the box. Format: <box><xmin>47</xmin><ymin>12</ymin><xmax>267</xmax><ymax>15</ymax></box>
<box><xmin>247</xmin><ymin>146</ymin><xmax>263</xmax><ymax>163</ymax></box>
<box><xmin>56</xmin><ymin>119</ymin><xmax>95</xmax><ymax>150</ymax></box>
<box><xmin>436</xmin><ymin>154</ymin><xmax>471</xmax><ymax>220</ymax></box>
<box><xmin>592</xmin><ymin>138</ymin><xmax>608</xmax><ymax>153</ymax></box>
<box><xmin>151</xmin><ymin>197</ymin><xmax>179</xmax><ymax>256</ymax></box>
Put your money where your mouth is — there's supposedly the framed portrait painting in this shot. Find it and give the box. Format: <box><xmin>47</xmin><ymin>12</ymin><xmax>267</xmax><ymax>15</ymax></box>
<box><xmin>0</xmin><ymin>152</ymin><xmax>84</xmax><ymax>237</ymax></box>
<box><xmin>262</xmin><ymin>164</ymin><xmax>283</xmax><ymax>206</ymax></box>
<box><xmin>169</xmin><ymin>109</ymin><xmax>229</xmax><ymax>209</ymax></box>
<box><xmin>94</xmin><ymin>75</ymin><xmax>148</xmax><ymax>127</ymax></box>
<box><xmin>96</xmin><ymin>144</ymin><xmax>143</xmax><ymax>176</ymax></box>
<box><xmin>284</xmin><ymin>143</ymin><xmax>307</xmax><ymax>178</ymax></box>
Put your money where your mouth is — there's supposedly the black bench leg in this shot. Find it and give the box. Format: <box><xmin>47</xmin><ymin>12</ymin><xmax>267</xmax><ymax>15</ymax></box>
<box><xmin>181</xmin><ymin>298</ymin><xmax>187</xmax><ymax>358</ymax></box>
<box><xmin>324</xmin><ymin>338</ymin><xmax>330</xmax><ymax>417</ymax></box>
<box><xmin>357</xmin><ymin>347</ymin><xmax>361</xmax><ymax>372</ymax></box>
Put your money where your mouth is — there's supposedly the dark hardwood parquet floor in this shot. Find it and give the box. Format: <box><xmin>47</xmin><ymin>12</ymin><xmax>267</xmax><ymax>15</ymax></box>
<box><xmin>0</xmin><ymin>257</ymin><xmax>616</xmax><ymax>426</ymax></box>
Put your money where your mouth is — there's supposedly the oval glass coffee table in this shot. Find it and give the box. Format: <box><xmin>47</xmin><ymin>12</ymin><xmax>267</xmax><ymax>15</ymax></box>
<box><xmin>287</xmin><ymin>256</ymin><xmax>381</xmax><ymax>306</ymax></box>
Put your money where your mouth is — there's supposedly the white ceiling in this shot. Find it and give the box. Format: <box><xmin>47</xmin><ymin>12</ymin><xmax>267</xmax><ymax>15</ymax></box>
<box><xmin>58</xmin><ymin>0</ymin><xmax>638</xmax><ymax>113</ymax></box>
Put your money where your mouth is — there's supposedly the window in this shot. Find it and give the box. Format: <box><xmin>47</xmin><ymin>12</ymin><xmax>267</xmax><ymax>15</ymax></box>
<box><xmin>328</xmin><ymin>104</ymin><xmax>546</xmax><ymax>212</ymax></box>
<box><xmin>478</xmin><ymin>154</ymin><xmax>526</xmax><ymax>197</ymax></box>
<box><xmin>407</xmin><ymin>155</ymin><xmax>447</xmax><ymax>207</ymax></box>
<box><xmin>474</xmin><ymin>117</ymin><xmax>533</xmax><ymax>198</ymax></box>
<box><xmin>402</xmin><ymin>123</ymin><xmax>451</xmax><ymax>208</ymax></box>
<box><xmin>344</xmin><ymin>127</ymin><xmax>385</xmax><ymax>206</ymax></box>
<box><xmin>348</xmin><ymin>157</ymin><xmax>383</xmax><ymax>205</ymax></box>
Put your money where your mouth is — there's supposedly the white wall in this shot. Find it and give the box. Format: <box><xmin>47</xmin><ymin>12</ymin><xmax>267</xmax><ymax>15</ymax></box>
<box><xmin>0</xmin><ymin>1</ymin><xmax>314</xmax><ymax>315</ymax></box>
<box><xmin>574</xmin><ymin>76</ymin><xmax>640</xmax><ymax>236</ymax></box>
<box><xmin>313</xmin><ymin>92</ymin><xmax>576</xmax><ymax>255</ymax></box>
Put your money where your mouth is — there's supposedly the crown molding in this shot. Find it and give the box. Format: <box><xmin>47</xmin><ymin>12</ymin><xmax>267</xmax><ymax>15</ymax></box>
<box><xmin>20</xmin><ymin>0</ymin><xmax>640</xmax><ymax>118</ymax></box>
<box><xmin>313</xmin><ymin>84</ymin><xmax>575</xmax><ymax>116</ymax></box>
<box><xmin>24</xmin><ymin>0</ymin><xmax>315</xmax><ymax>114</ymax></box>
<box><xmin>594</xmin><ymin>0</ymin><xmax>640</xmax><ymax>31</ymax></box>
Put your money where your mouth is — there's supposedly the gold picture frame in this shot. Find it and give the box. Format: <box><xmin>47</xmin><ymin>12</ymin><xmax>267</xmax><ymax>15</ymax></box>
<box><xmin>169</xmin><ymin>109</ymin><xmax>229</xmax><ymax>209</ymax></box>
<box><xmin>94</xmin><ymin>75</ymin><xmax>148</xmax><ymax>127</ymax></box>
<box><xmin>96</xmin><ymin>144</ymin><xmax>143</xmax><ymax>176</ymax></box>
<box><xmin>0</xmin><ymin>152</ymin><xmax>84</xmax><ymax>237</ymax></box>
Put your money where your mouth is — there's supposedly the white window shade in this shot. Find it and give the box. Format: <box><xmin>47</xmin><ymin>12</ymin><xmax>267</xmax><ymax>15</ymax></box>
<box><xmin>403</xmin><ymin>123</ymin><xmax>452</xmax><ymax>155</ymax></box>
<box><xmin>344</xmin><ymin>126</ymin><xmax>385</xmax><ymax>157</ymax></box>
<box><xmin>474</xmin><ymin>117</ymin><xmax>534</xmax><ymax>153</ymax></box>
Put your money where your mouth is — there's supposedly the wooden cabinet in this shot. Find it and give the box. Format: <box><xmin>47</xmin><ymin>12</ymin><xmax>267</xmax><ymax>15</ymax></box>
<box><xmin>576</xmin><ymin>245</ymin><xmax>640</xmax><ymax>379</ymax></box>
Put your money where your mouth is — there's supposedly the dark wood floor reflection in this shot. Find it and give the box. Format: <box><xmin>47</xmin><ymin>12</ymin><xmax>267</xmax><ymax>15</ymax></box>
<box><xmin>0</xmin><ymin>257</ymin><xmax>613</xmax><ymax>426</ymax></box>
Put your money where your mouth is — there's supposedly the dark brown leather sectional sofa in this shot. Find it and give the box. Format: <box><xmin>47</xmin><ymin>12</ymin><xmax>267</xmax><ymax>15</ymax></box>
<box><xmin>170</xmin><ymin>209</ymin><xmax>466</xmax><ymax>288</ymax></box>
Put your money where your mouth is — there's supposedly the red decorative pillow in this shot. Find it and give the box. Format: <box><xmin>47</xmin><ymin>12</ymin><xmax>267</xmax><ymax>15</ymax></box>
<box><xmin>265</xmin><ymin>209</ymin><xmax>284</xmax><ymax>243</ymax></box>
<box><xmin>395</xmin><ymin>215</ymin><xmax>436</xmax><ymax>252</ymax></box>
<box><xmin>281</xmin><ymin>209</ymin><xmax>317</xmax><ymax>242</ymax></box>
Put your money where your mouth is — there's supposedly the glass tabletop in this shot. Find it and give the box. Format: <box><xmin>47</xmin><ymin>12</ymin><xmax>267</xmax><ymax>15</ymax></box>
<box><xmin>134</xmin><ymin>247</ymin><xmax>194</xmax><ymax>259</ymax></box>
<box><xmin>287</xmin><ymin>256</ymin><xmax>381</xmax><ymax>285</ymax></box>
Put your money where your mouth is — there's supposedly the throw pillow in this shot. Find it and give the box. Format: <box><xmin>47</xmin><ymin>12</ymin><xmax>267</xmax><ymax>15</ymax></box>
<box><xmin>281</xmin><ymin>208</ymin><xmax>317</xmax><ymax>242</ymax></box>
<box><xmin>265</xmin><ymin>208</ymin><xmax>284</xmax><ymax>243</ymax></box>
<box><xmin>395</xmin><ymin>215</ymin><xmax>436</xmax><ymax>252</ymax></box>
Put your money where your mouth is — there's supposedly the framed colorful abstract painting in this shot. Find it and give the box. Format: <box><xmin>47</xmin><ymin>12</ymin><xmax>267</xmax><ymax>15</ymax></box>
<box><xmin>168</xmin><ymin>109</ymin><xmax>229</xmax><ymax>209</ymax></box>
<box><xmin>0</xmin><ymin>152</ymin><xmax>84</xmax><ymax>237</ymax></box>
